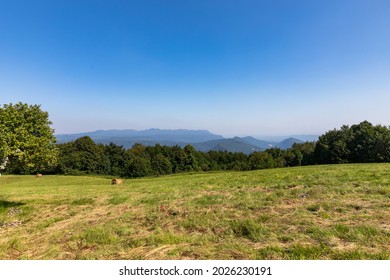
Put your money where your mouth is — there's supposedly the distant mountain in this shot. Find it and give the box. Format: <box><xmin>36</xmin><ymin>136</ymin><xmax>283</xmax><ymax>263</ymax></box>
<box><xmin>56</xmin><ymin>129</ymin><xmax>224</xmax><ymax>147</ymax></box>
<box><xmin>55</xmin><ymin>129</ymin><xmax>314</xmax><ymax>154</ymax></box>
<box><xmin>275</xmin><ymin>137</ymin><xmax>304</xmax><ymax>149</ymax></box>
<box><xmin>256</xmin><ymin>135</ymin><xmax>319</xmax><ymax>142</ymax></box>
<box><xmin>291</xmin><ymin>135</ymin><xmax>319</xmax><ymax>142</ymax></box>
<box><xmin>240</xmin><ymin>136</ymin><xmax>277</xmax><ymax>149</ymax></box>
<box><xmin>191</xmin><ymin>137</ymin><xmax>264</xmax><ymax>154</ymax></box>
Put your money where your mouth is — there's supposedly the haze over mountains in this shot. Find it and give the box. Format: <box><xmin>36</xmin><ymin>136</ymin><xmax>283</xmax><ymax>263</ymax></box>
<box><xmin>55</xmin><ymin>129</ymin><xmax>318</xmax><ymax>154</ymax></box>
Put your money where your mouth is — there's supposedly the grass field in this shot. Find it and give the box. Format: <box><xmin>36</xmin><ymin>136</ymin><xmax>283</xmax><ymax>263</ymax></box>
<box><xmin>0</xmin><ymin>163</ymin><xmax>389</xmax><ymax>260</ymax></box>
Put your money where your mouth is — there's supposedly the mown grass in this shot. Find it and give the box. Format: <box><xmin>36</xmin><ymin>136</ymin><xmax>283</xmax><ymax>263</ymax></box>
<box><xmin>0</xmin><ymin>163</ymin><xmax>389</xmax><ymax>259</ymax></box>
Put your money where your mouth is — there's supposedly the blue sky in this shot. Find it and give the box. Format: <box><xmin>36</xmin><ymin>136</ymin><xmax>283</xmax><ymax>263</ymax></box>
<box><xmin>1</xmin><ymin>0</ymin><xmax>389</xmax><ymax>137</ymax></box>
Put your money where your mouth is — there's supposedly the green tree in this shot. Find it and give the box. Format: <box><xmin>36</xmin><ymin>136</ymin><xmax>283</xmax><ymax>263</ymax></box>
<box><xmin>125</xmin><ymin>155</ymin><xmax>152</xmax><ymax>178</ymax></box>
<box><xmin>313</xmin><ymin>121</ymin><xmax>390</xmax><ymax>164</ymax></box>
<box><xmin>314</xmin><ymin>125</ymin><xmax>351</xmax><ymax>164</ymax></box>
<box><xmin>104</xmin><ymin>142</ymin><xmax>127</xmax><ymax>176</ymax></box>
<box><xmin>249</xmin><ymin>152</ymin><xmax>275</xmax><ymax>170</ymax></box>
<box><xmin>286</xmin><ymin>142</ymin><xmax>316</xmax><ymax>166</ymax></box>
<box><xmin>184</xmin><ymin>144</ymin><xmax>198</xmax><ymax>171</ymax></box>
<box><xmin>124</xmin><ymin>144</ymin><xmax>152</xmax><ymax>177</ymax></box>
<box><xmin>347</xmin><ymin>121</ymin><xmax>390</xmax><ymax>163</ymax></box>
<box><xmin>151</xmin><ymin>153</ymin><xmax>172</xmax><ymax>175</ymax></box>
<box><xmin>170</xmin><ymin>145</ymin><xmax>187</xmax><ymax>173</ymax></box>
<box><xmin>0</xmin><ymin>102</ymin><xmax>58</xmax><ymax>174</ymax></box>
<box><xmin>57</xmin><ymin>136</ymin><xmax>107</xmax><ymax>174</ymax></box>
<box><xmin>266</xmin><ymin>148</ymin><xmax>286</xmax><ymax>167</ymax></box>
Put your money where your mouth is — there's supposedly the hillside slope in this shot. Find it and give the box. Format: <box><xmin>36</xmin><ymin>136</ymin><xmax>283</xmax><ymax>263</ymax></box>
<box><xmin>1</xmin><ymin>163</ymin><xmax>389</xmax><ymax>260</ymax></box>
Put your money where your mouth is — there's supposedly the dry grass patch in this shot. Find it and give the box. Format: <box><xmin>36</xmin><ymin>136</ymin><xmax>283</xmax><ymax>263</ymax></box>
<box><xmin>0</xmin><ymin>164</ymin><xmax>389</xmax><ymax>259</ymax></box>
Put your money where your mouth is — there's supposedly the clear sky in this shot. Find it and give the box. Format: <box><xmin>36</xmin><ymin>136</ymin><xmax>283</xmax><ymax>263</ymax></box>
<box><xmin>1</xmin><ymin>0</ymin><xmax>389</xmax><ymax>137</ymax></box>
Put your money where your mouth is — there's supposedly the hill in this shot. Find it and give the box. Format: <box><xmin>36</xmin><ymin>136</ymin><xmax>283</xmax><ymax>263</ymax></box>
<box><xmin>276</xmin><ymin>137</ymin><xmax>304</xmax><ymax>149</ymax></box>
<box><xmin>56</xmin><ymin>128</ymin><xmax>223</xmax><ymax>145</ymax></box>
<box><xmin>1</xmin><ymin>163</ymin><xmax>389</xmax><ymax>259</ymax></box>
<box><xmin>240</xmin><ymin>136</ymin><xmax>277</xmax><ymax>149</ymax></box>
<box><xmin>191</xmin><ymin>137</ymin><xmax>264</xmax><ymax>153</ymax></box>
<box><xmin>56</xmin><ymin>129</ymin><xmax>310</xmax><ymax>153</ymax></box>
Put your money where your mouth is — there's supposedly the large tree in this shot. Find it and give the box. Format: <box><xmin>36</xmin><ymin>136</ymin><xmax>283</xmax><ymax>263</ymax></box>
<box><xmin>57</xmin><ymin>136</ymin><xmax>107</xmax><ymax>175</ymax></box>
<box><xmin>314</xmin><ymin>125</ymin><xmax>352</xmax><ymax>164</ymax></box>
<box><xmin>347</xmin><ymin>121</ymin><xmax>390</xmax><ymax>163</ymax></box>
<box><xmin>313</xmin><ymin>121</ymin><xmax>390</xmax><ymax>164</ymax></box>
<box><xmin>0</xmin><ymin>102</ymin><xmax>58</xmax><ymax>174</ymax></box>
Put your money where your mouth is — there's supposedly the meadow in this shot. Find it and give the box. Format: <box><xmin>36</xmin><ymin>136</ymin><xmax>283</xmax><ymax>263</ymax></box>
<box><xmin>0</xmin><ymin>163</ymin><xmax>389</xmax><ymax>260</ymax></box>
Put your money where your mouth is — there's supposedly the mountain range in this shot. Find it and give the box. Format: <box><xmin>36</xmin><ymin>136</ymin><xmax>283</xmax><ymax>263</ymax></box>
<box><xmin>55</xmin><ymin>129</ymin><xmax>318</xmax><ymax>154</ymax></box>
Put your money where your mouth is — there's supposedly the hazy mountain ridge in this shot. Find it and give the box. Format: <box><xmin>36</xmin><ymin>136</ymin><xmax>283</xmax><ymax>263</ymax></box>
<box><xmin>276</xmin><ymin>137</ymin><xmax>305</xmax><ymax>149</ymax></box>
<box><xmin>240</xmin><ymin>136</ymin><xmax>278</xmax><ymax>149</ymax></box>
<box><xmin>191</xmin><ymin>137</ymin><xmax>264</xmax><ymax>154</ymax></box>
<box><xmin>56</xmin><ymin>128</ymin><xmax>223</xmax><ymax>143</ymax></box>
<box><xmin>56</xmin><ymin>129</ymin><xmax>316</xmax><ymax>154</ymax></box>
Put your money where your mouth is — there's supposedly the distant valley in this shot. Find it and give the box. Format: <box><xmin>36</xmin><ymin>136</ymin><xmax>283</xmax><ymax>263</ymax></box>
<box><xmin>55</xmin><ymin>129</ymin><xmax>318</xmax><ymax>154</ymax></box>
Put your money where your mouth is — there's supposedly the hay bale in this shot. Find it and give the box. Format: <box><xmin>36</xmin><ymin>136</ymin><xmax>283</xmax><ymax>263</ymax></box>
<box><xmin>111</xmin><ymin>178</ymin><xmax>123</xmax><ymax>185</ymax></box>
<box><xmin>35</xmin><ymin>174</ymin><xmax>43</xmax><ymax>178</ymax></box>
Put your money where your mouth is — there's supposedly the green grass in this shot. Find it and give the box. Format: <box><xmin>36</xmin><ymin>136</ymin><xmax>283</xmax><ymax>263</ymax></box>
<box><xmin>0</xmin><ymin>163</ymin><xmax>389</xmax><ymax>259</ymax></box>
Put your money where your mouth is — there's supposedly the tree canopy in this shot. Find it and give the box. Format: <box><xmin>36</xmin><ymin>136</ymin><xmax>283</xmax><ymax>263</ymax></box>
<box><xmin>0</xmin><ymin>102</ymin><xmax>58</xmax><ymax>174</ymax></box>
<box><xmin>314</xmin><ymin>121</ymin><xmax>390</xmax><ymax>164</ymax></box>
<box><xmin>2</xmin><ymin>108</ymin><xmax>390</xmax><ymax>178</ymax></box>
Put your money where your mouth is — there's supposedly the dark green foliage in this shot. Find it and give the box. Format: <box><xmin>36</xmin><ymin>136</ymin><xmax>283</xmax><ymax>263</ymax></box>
<box><xmin>183</xmin><ymin>145</ymin><xmax>198</xmax><ymax>171</ymax></box>
<box><xmin>104</xmin><ymin>143</ymin><xmax>127</xmax><ymax>176</ymax></box>
<box><xmin>265</xmin><ymin>148</ymin><xmax>286</xmax><ymax>168</ymax></box>
<box><xmin>314</xmin><ymin>125</ymin><xmax>352</xmax><ymax>164</ymax></box>
<box><xmin>57</xmin><ymin>136</ymin><xmax>107</xmax><ymax>174</ymax></box>
<box><xmin>348</xmin><ymin>121</ymin><xmax>390</xmax><ymax>162</ymax></box>
<box><xmin>285</xmin><ymin>142</ymin><xmax>316</xmax><ymax>166</ymax></box>
<box><xmin>314</xmin><ymin>121</ymin><xmax>390</xmax><ymax>164</ymax></box>
<box><xmin>6</xmin><ymin>118</ymin><xmax>390</xmax><ymax>177</ymax></box>
<box><xmin>293</xmin><ymin>142</ymin><xmax>316</xmax><ymax>165</ymax></box>
<box><xmin>171</xmin><ymin>145</ymin><xmax>187</xmax><ymax>173</ymax></box>
<box><xmin>249</xmin><ymin>152</ymin><xmax>275</xmax><ymax>170</ymax></box>
<box><xmin>125</xmin><ymin>155</ymin><xmax>152</xmax><ymax>178</ymax></box>
<box><xmin>52</xmin><ymin>120</ymin><xmax>390</xmax><ymax>177</ymax></box>
<box><xmin>151</xmin><ymin>154</ymin><xmax>173</xmax><ymax>175</ymax></box>
<box><xmin>55</xmin><ymin>140</ymin><xmax>254</xmax><ymax>177</ymax></box>
<box><xmin>206</xmin><ymin>150</ymin><xmax>250</xmax><ymax>171</ymax></box>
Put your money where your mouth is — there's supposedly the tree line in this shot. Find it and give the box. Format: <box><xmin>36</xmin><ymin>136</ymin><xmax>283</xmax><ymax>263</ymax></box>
<box><xmin>5</xmin><ymin>136</ymin><xmax>316</xmax><ymax>177</ymax></box>
<box><xmin>7</xmin><ymin>120</ymin><xmax>390</xmax><ymax>177</ymax></box>
<box><xmin>2</xmin><ymin>103</ymin><xmax>390</xmax><ymax>177</ymax></box>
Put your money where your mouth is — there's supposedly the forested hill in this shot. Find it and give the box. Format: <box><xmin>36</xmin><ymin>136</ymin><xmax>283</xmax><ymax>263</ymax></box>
<box><xmin>56</xmin><ymin>128</ymin><xmax>224</xmax><ymax>144</ymax></box>
<box><xmin>55</xmin><ymin>129</ymin><xmax>311</xmax><ymax>153</ymax></box>
<box><xmin>5</xmin><ymin>118</ymin><xmax>390</xmax><ymax>178</ymax></box>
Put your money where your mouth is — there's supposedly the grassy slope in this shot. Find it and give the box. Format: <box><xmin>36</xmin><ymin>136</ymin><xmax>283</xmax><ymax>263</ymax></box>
<box><xmin>0</xmin><ymin>163</ymin><xmax>389</xmax><ymax>260</ymax></box>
